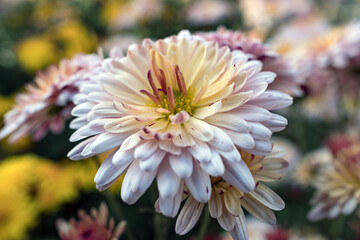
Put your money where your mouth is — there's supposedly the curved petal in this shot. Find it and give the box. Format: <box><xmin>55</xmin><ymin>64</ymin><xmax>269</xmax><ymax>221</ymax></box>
<box><xmin>184</xmin><ymin>162</ymin><xmax>211</xmax><ymax>202</ymax></box>
<box><xmin>175</xmin><ymin>196</ymin><xmax>204</xmax><ymax>235</ymax></box>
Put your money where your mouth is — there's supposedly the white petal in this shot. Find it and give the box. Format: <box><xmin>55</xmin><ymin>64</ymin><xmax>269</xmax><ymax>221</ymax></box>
<box><xmin>95</xmin><ymin>150</ymin><xmax>131</xmax><ymax>191</ymax></box>
<box><xmin>249</xmin><ymin>183</ymin><xmax>285</xmax><ymax>211</ymax></box>
<box><xmin>184</xmin><ymin>117</ymin><xmax>214</xmax><ymax>142</ymax></box>
<box><xmin>159</xmin><ymin>141</ymin><xmax>182</xmax><ymax>155</ymax></box>
<box><xmin>157</xmin><ymin>160</ymin><xmax>181</xmax><ymax>199</ymax></box>
<box><xmin>261</xmin><ymin>114</ymin><xmax>287</xmax><ymax>133</ymax></box>
<box><xmin>243</xmin><ymin>139</ymin><xmax>272</xmax><ymax>156</ymax></box>
<box><xmin>120</xmin><ymin>132</ymin><xmax>142</xmax><ymax>151</ymax></box>
<box><xmin>129</xmin><ymin>159</ymin><xmax>157</xmax><ymax>193</ymax></box>
<box><xmin>67</xmin><ymin>136</ymin><xmax>97</xmax><ymax>160</ymax></box>
<box><xmin>139</xmin><ymin>149</ymin><xmax>166</xmax><ymax>172</ymax></box>
<box><xmin>69</xmin><ymin>116</ymin><xmax>88</xmax><ymax>129</ymax></box>
<box><xmin>193</xmin><ymin>100</ymin><xmax>222</xmax><ymax>119</ymax></box>
<box><xmin>222</xmin><ymin>159</ymin><xmax>255</xmax><ymax>193</ymax></box>
<box><xmin>208</xmin><ymin>126</ymin><xmax>236</xmax><ymax>152</ymax></box>
<box><xmin>209</xmin><ymin>192</ymin><xmax>223</xmax><ymax>218</ymax></box>
<box><xmin>218</xmin><ymin>147</ymin><xmax>241</xmax><ymax>162</ymax></box>
<box><xmin>199</xmin><ymin>150</ymin><xmax>225</xmax><ymax>176</ymax></box>
<box><xmin>248</xmin><ymin>122</ymin><xmax>272</xmax><ymax>140</ymax></box>
<box><xmin>70</xmin><ymin>119</ymin><xmax>109</xmax><ymax>142</ymax></box>
<box><xmin>159</xmin><ymin>181</ymin><xmax>184</xmax><ymax>218</ymax></box>
<box><xmin>85</xmin><ymin>133</ymin><xmax>127</xmax><ymax>155</ymax></box>
<box><xmin>121</xmin><ymin>171</ymin><xmax>144</xmax><ymax>205</ymax></box>
<box><xmin>248</xmin><ymin>90</ymin><xmax>293</xmax><ymax>110</ymax></box>
<box><xmin>224</xmin><ymin>129</ymin><xmax>255</xmax><ymax>150</ymax></box>
<box><xmin>233</xmin><ymin>105</ymin><xmax>271</xmax><ymax>121</ymax></box>
<box><xmin>187</xmin><ymin>140</ymin><xmax>212</xmax><ymax>163</ymax></box>
<box><xmin>185</xmin><ymin>162</ymin><xmax>211</xmax><ymax>202</ymax></box>
<box><xmin>205</xmin><ymin>113</ymin><xmax>251</xmax><ymax>134</ymax></box>
<box><xmin>112</xmin><ymin>148</ymin><xmax>134</xmax><ymax>166</ymax></box>
<box><xmin>134</xmin><ymin>140</ymin><xmax>159</xmax><ymax>160</ymax></box>
<box><xmin>175</xmin><ymin>196</ymin><xmax>204</xmax><ymax>235</ymax></box>
<box><xmin>71</xmin><ymin>102</ymin><xmax>94</xmax><ymax>117</ymax></box>
<box><xmin>230</xmin><ymin>214</ymin><xmax>248</xmax><ymax>240</ymax></box>
<box><xmin>217</xmin><ymin>208</ymin><xmax>236</xmax><ymax>231</ymax></box>
<box><xmin>169</xmin><ymin>151</ymin><xmax>193</xmax><ymax>178</ymax></box>
<box><xmin>240</xmin><ymin>195</ymin><xmax>276</xmax><ymax>225</ymax></box>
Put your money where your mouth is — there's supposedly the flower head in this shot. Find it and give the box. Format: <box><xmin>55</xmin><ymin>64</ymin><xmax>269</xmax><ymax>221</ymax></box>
<box><xmin>0</xmin><ymin>53</ymin><xmax>103</xmax><ymax>142</ymax></box>
<box><xmin>56</xmin><ymin>202</ymin><xmax>126</xmax><ymax>240</ymax></box>
<box><xmin>68</xmin><ymin>31</ymin><xmax>292</xmax><ymax>210</ymax></box>
<box><xmin>308</xmin><ymin>134</ymin><xmax>360</xmax><ymax>221</ymax></box>
<box><xmin>158</xmin><ymin>146</ymin><xmax>288</xmax><ymax>239</ymax></box>
<box><xmin>196</xmin><ymin>27</ymin><xmax>304</xmax><ymax>97</ymax></box>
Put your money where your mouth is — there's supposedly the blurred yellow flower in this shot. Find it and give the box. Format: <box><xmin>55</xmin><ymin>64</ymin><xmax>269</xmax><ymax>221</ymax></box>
<box><xmin>0</xmin><ymin>154</ymin><xmax>96</xmax><ymax>212</ymax></box>
<box><xmin>0</xmin><ymin>188</ymin><xmax>37</xmax><ymax>240</ymax></box>
<box><xmin>16</xmin><ymin>34</ymin><xmax>57</xmax><ymax>72</ymax></box>
<box><xmin>16</xmin><ymin>20</ymin><xmax>97</xmax><ymax>72</ymax></box>
<box><xmin>51</xmin><ymin>20</ymin><xmax>98</xmax><ymax>58</ymax></box>
<box><xmin>101</xmin><ymin>0</ymin><xmax>129</xmax><ymax>25</ymax></box>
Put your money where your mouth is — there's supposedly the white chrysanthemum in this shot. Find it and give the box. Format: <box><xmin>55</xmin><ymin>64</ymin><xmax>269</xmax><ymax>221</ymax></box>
<box><xmin>68</xmin><ymin>31</ymin><xmax>292</xmax><ymax>209</ymax></box>
<box><xmin>156</xmin><ymin>146</ymin><xmax>288</xmax><ymax>239</ymax></box>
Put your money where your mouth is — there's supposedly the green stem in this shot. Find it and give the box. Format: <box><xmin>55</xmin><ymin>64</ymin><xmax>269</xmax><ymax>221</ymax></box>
<box><xmin>196</xmin><ymin>207</ymin><xmax>210</xmax><ymax>240</ymax></box>
<box><xmin>154</xmin><ymin>213</ymin><xmax>171</xmax><ymax>240</ymax></box>
<box><xmin>92</xmin><ymin>156</ymin><xmax>136</xmax><ymax>240</ymax></box>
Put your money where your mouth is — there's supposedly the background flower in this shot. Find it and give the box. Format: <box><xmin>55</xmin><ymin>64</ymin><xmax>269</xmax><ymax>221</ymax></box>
<box><xmin>0</xmin><ymin>52</ymin><xmax>102</xmax><ymax>142</ymax></box>
<box><xmin>56</xmin><ymin>202</ymin><xmax>126</xmax><ymax>240</ymax></box>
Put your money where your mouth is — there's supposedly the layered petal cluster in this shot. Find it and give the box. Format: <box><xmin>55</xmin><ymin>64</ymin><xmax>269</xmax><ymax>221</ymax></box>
<box><xmin>68</xmin><ymin>31</ymin><xmax>292</xmax><ymax>209</ymax></box>
<box><xmin>287</xmin><ymin>21</ymin><xmax>360</xmax><ymax>120</ymax></box>
<box><xmin>56</xmin><ymin>202</ymin><xmax>126</xmax><ymax>240</ymax></box>
<box><xmin>196</xmin><ymin>27</ymin><xmax>304</xmax><ymax>97</ymax></box>
<box><xmin>159</xmin><ymin>146</ymin><xmax>288</xmax><ymax>239</ymax></box>
<box><xmin>308</xmin><ymin>134</ymin><xmax>360</xmax><ymax>221</ymax></box>
<box><xmin>0</xmin><ymin>53</ymin><xmax>103</xmax><ymax>142</ymax></box>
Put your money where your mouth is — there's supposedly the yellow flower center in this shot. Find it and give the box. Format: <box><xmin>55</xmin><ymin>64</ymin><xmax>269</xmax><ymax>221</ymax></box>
<box><xmin>156</xmin><ymin>89</ymin><xmax>194</xmax><ymax>115</ymax></box>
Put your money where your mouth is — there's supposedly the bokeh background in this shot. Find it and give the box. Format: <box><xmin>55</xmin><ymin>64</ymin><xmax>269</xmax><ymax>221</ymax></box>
<box><xmin>0</xmin><ymin>0</ymin><xmax>360</xmax><ymax>239</ymax></box>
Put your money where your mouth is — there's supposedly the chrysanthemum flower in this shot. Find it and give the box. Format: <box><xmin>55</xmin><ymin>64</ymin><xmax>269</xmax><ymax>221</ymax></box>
<box><xmin>68</xmin><ymin>31</ymin><xmax>292</xmax><ymax>209</ymax></box>
<box><xmin>283</xmin><ymin>21</ymin><xmax>360</xmax><ymax>120</ymax></box>
<box><xmin>157</xmin><ymin>146</ymin><xmax>288</xmax><ymax>239</ymax></box>
<box><xmin>308</xmin><ymin>134</ymin><xmax>360</xmax><ymax>221</ymax></box>
<box><xmin>196</xmin><ymin>27</ymin><xmax>304</xmax><ymax>97</ymax></box>
<box><xmin>294</xmin><ymin>148</ymin><xmax>332</xmax><ymax>187</ymax></box>
<box><xmin>56</xmin><ymin>202</ymin><xmax>126</xmax><ymax>240</ymax></box>
<box><xmin>0</xmin><ymin>53</ymin><xmax>103</xmax><ymax>142</ymax></box>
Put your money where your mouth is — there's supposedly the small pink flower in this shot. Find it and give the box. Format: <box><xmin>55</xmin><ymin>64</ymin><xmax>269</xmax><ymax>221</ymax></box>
<box><xmin>56</xmin><ymin>202</ymin><xmax>126</xmax><ymax>240</ymax></box>
<box><xmin>0</xmin><ymin>53</ymin><xmax>103</xmax><ymax>142</ymax></box>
